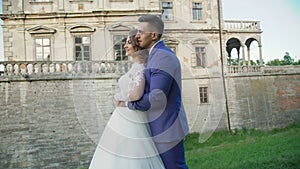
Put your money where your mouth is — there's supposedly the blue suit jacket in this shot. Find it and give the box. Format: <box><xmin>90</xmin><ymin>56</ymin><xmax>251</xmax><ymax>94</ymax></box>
<box><xmin>128</xmin><ymin>41</ymin><xmax>189</xmax><ymax>143</ymax></box>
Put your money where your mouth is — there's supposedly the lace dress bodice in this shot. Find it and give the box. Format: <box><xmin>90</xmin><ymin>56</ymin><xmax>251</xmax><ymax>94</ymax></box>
<box><xmin>114</xmin><ymin>62</ymin><xmax>145</xmax><ymax>102</ymax></box>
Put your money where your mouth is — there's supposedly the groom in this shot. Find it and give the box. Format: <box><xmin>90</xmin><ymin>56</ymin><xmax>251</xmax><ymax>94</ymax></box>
<box><xmin>120</xmin><ymin>14</ymin><xmax>189</xmax><ymax>169</ymax></box>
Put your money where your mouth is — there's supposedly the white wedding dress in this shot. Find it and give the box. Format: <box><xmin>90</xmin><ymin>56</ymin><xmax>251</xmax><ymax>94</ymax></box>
<box><xmin>89</xmin><ymin>62</ymin><xmax>165</xmax><ymax>169</ymax></box>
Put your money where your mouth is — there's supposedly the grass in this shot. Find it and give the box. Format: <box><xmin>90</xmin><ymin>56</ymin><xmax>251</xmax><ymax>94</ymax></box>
<box><xmin>185</xmin><ymin>124</ymin><xmax>300</xmax><ymax>169</ymax></box>
<box><xmin>80</xmin><ymin>124</ymin><xmax>300</xmax><ymax>169</ymax></box>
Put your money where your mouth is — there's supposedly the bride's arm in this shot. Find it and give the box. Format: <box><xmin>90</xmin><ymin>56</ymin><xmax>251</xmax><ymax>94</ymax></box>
<box><xmin>114</xmin><ymin>87</ymin><xmax>127</xmax><ymax>101</ymax></box>
<box><xmin>128</xmin><ymin>69</ymin><xmax>145</xmax><ymax>101</ymax></box>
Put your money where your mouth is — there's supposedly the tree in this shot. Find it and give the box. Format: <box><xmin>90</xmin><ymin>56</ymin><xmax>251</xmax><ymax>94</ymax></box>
<box><xmin>266</xmin><ymin>52</ymin><xmax>299</xmax><ymax>66</ymax></box>
<box><xmin>266</xmin><ymin>59</ymin><xmax>281</xmax><ymax>66</ymax></box>
<box><xmin>293</xmin><ymin>58</ymin><xmax>300</xmax><ymax>65</ymax></box>
<box><xmin>228</xmin><ymin>58</ymin><xmax>264</xmax><ymax>66</ymax></box>
<box><xmin>282</xmin><ymin>52</ymin><xmax>294</xmax><ymax>65</ymax></box>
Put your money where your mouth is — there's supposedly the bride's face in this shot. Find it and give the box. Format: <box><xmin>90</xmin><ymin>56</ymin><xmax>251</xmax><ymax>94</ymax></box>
<box><xmin>124</xmin><ymin>37</ymin><xmax>136</xmax><ymax>56</ymax></box>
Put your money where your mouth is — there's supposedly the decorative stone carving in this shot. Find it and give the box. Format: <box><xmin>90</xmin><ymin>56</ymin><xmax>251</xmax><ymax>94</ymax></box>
<box><xmin>27</xmin><ymin>25</ymin><xmax>57</xmax><ymax>34</ymax></box>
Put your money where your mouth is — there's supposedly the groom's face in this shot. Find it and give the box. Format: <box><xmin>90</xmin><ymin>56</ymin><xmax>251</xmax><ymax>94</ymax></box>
<box><xmin>136</xmin><ymin>22</ymin><xmax>154</xmax><ymax>50</ymax></box>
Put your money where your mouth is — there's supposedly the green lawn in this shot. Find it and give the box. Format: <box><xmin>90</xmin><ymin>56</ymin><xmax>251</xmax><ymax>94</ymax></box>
<box><xmin>185</xmin><ymin>124</ymin><xmax>300</xmax><ymax>169</ymax></box>
<box><xmin>80</xmin><ymin>124</ymin><xmax>300</xmax><ymax>169</ymax></box>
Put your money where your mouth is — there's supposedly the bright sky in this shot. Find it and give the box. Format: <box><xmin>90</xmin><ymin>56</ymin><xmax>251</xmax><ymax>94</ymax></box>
<box><xmin>222</xmin><ymin>0</ymin><xmax>300</xmax><ymax>62</ymax></box>
<box><xmin>1</xmin><ymin>1</ymin><xmax>300</xmax><ymax>62</ymax></box>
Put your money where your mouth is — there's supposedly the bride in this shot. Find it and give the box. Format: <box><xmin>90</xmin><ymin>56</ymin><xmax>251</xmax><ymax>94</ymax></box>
<box><xmin>89</xmin><ymin>29</ymin><xmax>165</xmax><ymax>169</ymax></box>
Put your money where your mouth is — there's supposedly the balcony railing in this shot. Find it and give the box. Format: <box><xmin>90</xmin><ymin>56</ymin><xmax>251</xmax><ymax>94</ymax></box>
<box><xmin>226</xmin><ymin>65</ymin><xmax>300</xmax><ymax>75</ymax></box>
<box><xmin>224</xmin><ymin>20</ymin><xmax>261</xmax><ymax>31</ymax></box>
<box><xmin>226</xmin><ymin>65</ymin><xmax>263</xmax><ymax>74</ymax></box>
<box><xmin>0</xmin><ymin>61</ymin><xmax>132</xmax><ymax>80</ymax></box>
<box><xmin>1</xmin><ymin>61</ymin><xmax>298</xmax><ymax>81</ymax></box>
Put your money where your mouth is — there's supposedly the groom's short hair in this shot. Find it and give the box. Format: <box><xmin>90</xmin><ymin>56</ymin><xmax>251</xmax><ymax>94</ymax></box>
<box><xmin>138</xmin><ymin>14</ymin><xmax>164</xmax><ymax>40</ymax></box>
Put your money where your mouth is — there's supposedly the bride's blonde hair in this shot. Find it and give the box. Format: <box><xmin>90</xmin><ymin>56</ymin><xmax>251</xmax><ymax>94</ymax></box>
<box><xmin>128</xmin><ymin>29</ymin><xmax>148</xmax><ymax>66</ymax></box>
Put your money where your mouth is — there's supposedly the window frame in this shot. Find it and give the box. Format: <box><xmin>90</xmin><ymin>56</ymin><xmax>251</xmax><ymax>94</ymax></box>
<box><xmin>74</xmin><ymin>35</ymin><xmax>92</xmax><ymax>61</ymax></box>
<box><xmin>162</xmin><ymin>1</ymin><xmax>174</xmax><ymax>21</ymax></box>
<box><xmin>192</xmin><ymin>2</ymin><xmax>203</xmax><ymax>21</ymax></box>
<box><xmin>199</xmin><ymin>86</ymin><xmax>209</xmax><ymax>104</ymax></box>
<box><xmin>34</xmin><ymin>37</ymin><xmax>52</xmax><ymax>61</ymax></box>
<box><xmin>113</xmin><ymin>35</ymin><xmax>128</xmax><ymax>61</ymax></box>
<box><xmin>195</xmin><ymin>46</ymin><xmax>206</xmax><ymax>67</ymax></box>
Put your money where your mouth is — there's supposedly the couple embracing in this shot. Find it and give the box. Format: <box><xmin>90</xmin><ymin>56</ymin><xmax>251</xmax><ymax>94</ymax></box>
<box><xmin>89</xmin><ymin>14</ymin><xmax>189</xmax><ymax>169</ymax></box>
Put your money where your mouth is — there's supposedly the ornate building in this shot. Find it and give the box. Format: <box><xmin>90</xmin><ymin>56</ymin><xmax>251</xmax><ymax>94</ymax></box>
<box><xmin>1</xmin><ymin>2</ymin><xmax>300</xmax><ymax>168</ymax></box>
<box><xmin>0</xmin><ymin>0</ymin><xmax>264</xmax><ymax>132</ymax></box>
<box><xmin>0</xmin><ymin>0</ymin><xmax>262</xmax><ymax>66</ymax></box>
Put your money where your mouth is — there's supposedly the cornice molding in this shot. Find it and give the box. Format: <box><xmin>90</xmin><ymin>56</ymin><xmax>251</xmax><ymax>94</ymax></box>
<box><xmin>27</xmin><ymin>25</ymin><xmax>57</xmax><ymax>34</ymax></box>
<box><xmin>69</xmin><ymin>25</ymin><xmax>96</xmax><ymax>33</ymax></box>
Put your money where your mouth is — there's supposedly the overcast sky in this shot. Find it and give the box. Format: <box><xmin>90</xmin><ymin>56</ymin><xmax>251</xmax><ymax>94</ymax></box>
<box><xmin>1</xmin><ymin>1</ymin><xmax>300</xmax><ymax>62</ymax></box>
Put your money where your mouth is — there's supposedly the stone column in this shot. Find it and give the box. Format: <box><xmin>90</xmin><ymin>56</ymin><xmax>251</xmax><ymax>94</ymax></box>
<box><xmin>247</xmin><ymin>47</ymin><xmax>251</xmax><ymax>66</ymax></box>
<box><xmin>242</xmin><ymin>45</ymin><xmax>246</xmax><ymax>65</ymax></box>
<box><xmin>259</xmin><ymin>45</ymin><xmax>263</xmax><ymax>65</ymax></box>
<box><xmin>237</xmin><ymin>48</ymin><xmax>241</xmax><ymax>66</ymax></box>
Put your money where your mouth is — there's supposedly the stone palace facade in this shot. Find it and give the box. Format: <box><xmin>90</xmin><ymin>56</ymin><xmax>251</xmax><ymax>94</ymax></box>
<box><xmin>1</xmin><ymin>0</ymin><xmax>262</xmax><ymax>65</ymax></box>
<box><xmin>1</xmin><ymin>0</ymin><xmax>298</xmax><ymax>135</ymax></box>
<box><xmin>1</xmin><ymin>1</ymin><xmax>300</xmax><ymax>168</ymax></box>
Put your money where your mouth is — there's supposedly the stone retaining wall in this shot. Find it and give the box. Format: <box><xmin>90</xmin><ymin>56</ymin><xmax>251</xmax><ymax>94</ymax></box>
<box><xmin>0</xmin><ymin>64</ymin><xmax>299</xmax><ymax>168</ymax></box>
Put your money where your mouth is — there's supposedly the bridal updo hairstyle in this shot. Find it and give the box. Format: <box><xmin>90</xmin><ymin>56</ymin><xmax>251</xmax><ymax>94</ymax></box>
<box><xmin>128</xmin><ymin>29</ymin><xmax>148</xmax><ymax>66</ymax></box>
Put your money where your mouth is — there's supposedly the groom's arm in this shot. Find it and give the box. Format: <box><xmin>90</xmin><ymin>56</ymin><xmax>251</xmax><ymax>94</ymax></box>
<box><xmin>128</xmin><ymin>68</ymin><xmax>173</xmax><ymax>111</ymax></box>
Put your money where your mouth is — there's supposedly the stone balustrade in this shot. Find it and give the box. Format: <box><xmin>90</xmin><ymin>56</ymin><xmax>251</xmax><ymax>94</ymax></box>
<box><xmin>226</xmin><ymin>65</ymin><xmax>300</xmax><ymax>75</ymax></box>
<box><xmin>224</xmin><ymin>20</ymin><xmax>261</xmax><ymax>30</ymax></box>
<box><xmin>1</xmin><ymin>61</ymin><xmax>299</xmax><ymax>80</ymax></box>
<box><xmin>226</xmin><ymin>65</ymin><xmax>263</xmax><ymax>74</ymax></box>
<box><xmin>0</xmin><ymin>61</ymin><xmax>132</xmax><ymax>81</ymax></box>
